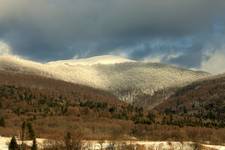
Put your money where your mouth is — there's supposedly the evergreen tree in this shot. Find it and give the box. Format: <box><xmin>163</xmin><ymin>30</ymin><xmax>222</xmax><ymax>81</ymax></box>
<box><xmin>21</xmin><ymin>121</ymin><xmax>26</xmax><ymax>143</ymax></box>
<box><xmin>0</xmin><ymin>117</ymin><xmax>5</xmax><ymax>127</ymax></box>
<box><xmin>31</xmin><ymin>137</ymin><xmax>38</xmax><ymax>150</ymax></box>
<box><xmin>8</xmin><ymin>136</ymin><xmax>18</xmax><ymax>150</ymax></box>
<box><xmin>169</xmin><ymin>114</ymin><xmax>173</xmax><ymax>124</ymax></box>
<box><xmin>27</xmin><ymin>122</ymin><xmax>35</xmax><ymax>140</ymax></box>
<box><xmin>147</xmin><ymin>112</ymin><xmax>156</xmax><ymax>123</ymax></box>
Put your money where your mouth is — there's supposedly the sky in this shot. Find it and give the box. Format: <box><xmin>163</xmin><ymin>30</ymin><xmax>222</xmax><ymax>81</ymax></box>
<box><xmin>0</xmin><ymin>0</ymin><xmax>225</xmax><ymax>73</ymax></box>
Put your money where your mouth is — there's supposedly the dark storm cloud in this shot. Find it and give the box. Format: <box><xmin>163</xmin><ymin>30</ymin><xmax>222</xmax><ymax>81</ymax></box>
<box><xmin>0</xmin><ymin>0</ymin><xmax>225</xmax><ymax>66</ymax></box>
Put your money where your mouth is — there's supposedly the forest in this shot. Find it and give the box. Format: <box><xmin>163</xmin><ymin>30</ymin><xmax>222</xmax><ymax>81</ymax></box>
<box><xmin>0</xmin><ymin>71</ymin><xmax>225</xmax><ymax>149</ymax></box>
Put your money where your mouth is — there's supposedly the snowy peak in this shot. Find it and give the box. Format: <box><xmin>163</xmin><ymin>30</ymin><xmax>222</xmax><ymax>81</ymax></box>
<box><xmin>47</xmin><ymin>55</ymin><xmax>136</xmax><ymax>66</ymax></box>
<box><xmin>0</xmin><ymin>54</ymin><xmax>210</xmax><ymax>103</ymax></box>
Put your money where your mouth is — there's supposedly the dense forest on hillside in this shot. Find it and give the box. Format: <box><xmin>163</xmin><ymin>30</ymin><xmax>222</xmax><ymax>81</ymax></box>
<box><xmin>0</xmin><ymin>71</ymin><xmax>225</xmax><ymax>144</ymax></box>
<box><xmin>156</xmin><ymin>75</ymin><xmax>225</xmax><ymax>128</ymax></box>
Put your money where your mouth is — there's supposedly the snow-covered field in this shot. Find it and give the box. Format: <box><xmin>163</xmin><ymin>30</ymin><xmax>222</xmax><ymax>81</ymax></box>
<box><xmin>0</xmin><ymin>55</ymin><xmax>209</xmax><ymax>102</ymax></box>
<box><xmin>0</xmin><ymin>136</ymin><xmax>45</xmax><ymax>150</ymax></box>
<box><xmin>82</xmin><ymin>140</ymin><xmax>225</xmax><ymax>150</ymax></box>
<box><xmin>1</xmin><ymin>136</ymin><xmax>225</xmax><ymax>150</ymax></box>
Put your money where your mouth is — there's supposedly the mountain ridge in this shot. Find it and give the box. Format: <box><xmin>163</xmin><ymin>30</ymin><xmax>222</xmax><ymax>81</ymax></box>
<box><xmin>47</xmin><ymin>55</ymin><xmax>136</xmax><ymax>66</ymax></box>
<box><xmin>0</xmin><ymin>55</ymin><xmax>209</xmax><ymax>103</ymax></box>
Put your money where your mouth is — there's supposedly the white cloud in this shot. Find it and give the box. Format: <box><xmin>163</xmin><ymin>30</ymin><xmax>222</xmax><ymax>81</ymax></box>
<box><xmin>143</xmin><ymin>52</ymin><xmax>183</xmax><ymax>63</ymax></box>
<box><xmin>109</xmin><ymin>49</ymin><xmax>131</xmax><ymax>58</ymax></box>
<box><xmin>201</xmin><ymin>51</ymin><xmax>225</xmax><ymax>74</ymax></box>
<box><xmin>143</xmin><ymin>55</ymin><xmax>163</xmax><ymax>63</ymax></box>
<box><xmin>0</xmin><ymin>41</ymin><xmax>11</xmax><ymax>55</ymax></box>
<box><xmin>0</xmin><ymin>0</ymin><xmax>224</xmax><ymax>62</ymax></box>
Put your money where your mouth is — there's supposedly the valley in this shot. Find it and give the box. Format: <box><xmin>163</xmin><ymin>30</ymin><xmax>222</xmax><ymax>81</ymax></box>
<box><xmin>0</xmin><ymin>55</ymin><xmax>224</xmax><ymax>149</ymax></box>
<box><xmin>0</xmin><ymin>0</ymin><xmax>224</xmax><ymax>149</ymax></box>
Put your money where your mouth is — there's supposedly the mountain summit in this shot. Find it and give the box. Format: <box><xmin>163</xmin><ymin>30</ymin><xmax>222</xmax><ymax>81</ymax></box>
<box><xmin>48</xmin><ymin>55</ymin><xmax>136</xmax><ymax>66</ymax></box>
<box><xmin>0</xmin><ymin>55</ymin><xmax>209</xmax><ymax>103</ymax></box>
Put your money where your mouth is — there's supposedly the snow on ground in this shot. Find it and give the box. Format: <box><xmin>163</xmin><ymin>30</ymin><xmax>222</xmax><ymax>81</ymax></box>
<box><xmin>47</xmin><ymin>55</ymin><xmax>136</xmax><ymax>66</ymax></box>
<box><xmin>0</xmin><ymin>136</ymin><xmax>225</xmax><ymax>150</ymax></box>
<box><xmin>203</xmin><ymin>144</ymin><xmax>225</xmax><ymax>150</ymax></box>
<box><xmin>0</xmin><ymin>136</ymin><xmax>45</xmax><ymax>150</ymax></box>
<box><xmin>0</xmin><ymin>55</ymin><xmax>209</xmax><ymax>102</ymax></box>
<box><xmin>82</xmin><ymin>140</ymin><xmax>225</xmax><ymax>150</ymax></box>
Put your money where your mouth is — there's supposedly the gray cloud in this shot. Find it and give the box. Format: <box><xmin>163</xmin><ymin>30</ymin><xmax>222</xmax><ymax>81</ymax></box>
<box><xmin>0</xmin><ymin>0</ymin><xmax>225</xmax><ymax>69</ymax></box>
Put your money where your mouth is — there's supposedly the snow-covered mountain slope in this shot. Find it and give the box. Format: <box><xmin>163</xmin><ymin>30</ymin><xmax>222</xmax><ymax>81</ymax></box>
<box><xmin>0</xmin><ymin>55</ymin><xmax>209</xmax><ymax>103</ymax></box>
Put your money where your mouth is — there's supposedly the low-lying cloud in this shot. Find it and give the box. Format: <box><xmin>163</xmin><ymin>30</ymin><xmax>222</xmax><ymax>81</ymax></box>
<box><xmin>0</xmin><ymin>0</ymin><xmax>225</xmax><ymax>73</ymax></box>
<box><xmin>0</xmin><ymin>41</ymin><xmax>11</xmax><ymax>55</ymax></box>
<box><xmin>201</xmin><ymin>50</ymin><xmax>225</xmax><ymax>74</ymax></box>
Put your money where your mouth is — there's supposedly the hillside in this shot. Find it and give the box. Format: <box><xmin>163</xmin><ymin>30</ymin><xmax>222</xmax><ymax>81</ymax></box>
<box><xmin>0</xmin><ymin>71</ymin><xmax>129</xmax><ymax>139</ymax></box>
<box><xmin>0</xmin><ymin>71</ymin><xmax>225</xmax><ymax>144</ymax></box>
<box><xmin>155</xmin><ymin>74</ymin><xmax>225</xmax><ymax>128</ymax></box>
<box><xmin>0</xmin><ymin>55</ymin><xmax>209</xmax><ymax>104</ymax></box>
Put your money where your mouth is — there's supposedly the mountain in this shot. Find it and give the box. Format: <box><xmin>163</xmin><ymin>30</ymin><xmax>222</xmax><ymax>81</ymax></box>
<box><xmin>1</xmin><ymin>70</ymin><xmax>225</xmax><ymax>144</ymax></box>
<box><xmin>48</xmin><ymin>55</ymin><xmax>136</xmax><ymax>65</ymax></box>
<box><xmin>0</xmin><ymin>55</ymin><xmax>209</xmax><ymax>103</ymax></box>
